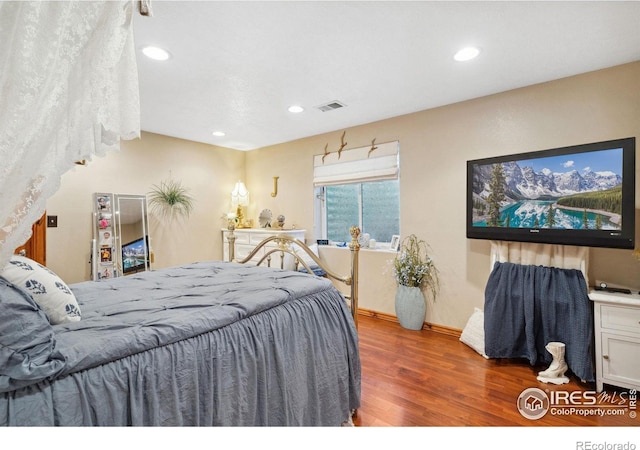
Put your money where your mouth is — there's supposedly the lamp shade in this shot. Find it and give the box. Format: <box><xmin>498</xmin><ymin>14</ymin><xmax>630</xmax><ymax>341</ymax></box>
<box><xmin>231</xmin><ymin>181</ymin><xmax>249</xmax><ymax>207</ymax></box>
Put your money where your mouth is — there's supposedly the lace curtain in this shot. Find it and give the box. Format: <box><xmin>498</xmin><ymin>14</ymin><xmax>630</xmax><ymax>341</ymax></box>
<box><xmin>0</xmin><ymin>1</ymin><xmax>140</xmax><ymax>270</ymax></box>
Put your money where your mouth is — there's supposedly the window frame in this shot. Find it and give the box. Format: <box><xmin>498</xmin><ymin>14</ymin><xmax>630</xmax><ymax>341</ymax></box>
<box><xmin>312</xmin><ymin>140</ymin><xmax>400</xmax><ymax>244</ymax></box>
<box><xmin>315</xmin><ymin>178</ymin><xmax>400</xmax><ymax>244</ymax></box>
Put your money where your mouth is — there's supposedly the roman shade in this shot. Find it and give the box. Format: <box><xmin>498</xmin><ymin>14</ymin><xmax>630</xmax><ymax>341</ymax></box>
<box><xmin>313</xmin><ymin>141</ymin><xmax>399</xmax><ymax>186</ymax></box>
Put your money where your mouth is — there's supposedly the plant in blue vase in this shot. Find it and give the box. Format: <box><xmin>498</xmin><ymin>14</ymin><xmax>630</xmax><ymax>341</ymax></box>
<box><xmin>392</xmin><ymin>234</ymin><xmax>440</xmax><ymax>330</ymax></box>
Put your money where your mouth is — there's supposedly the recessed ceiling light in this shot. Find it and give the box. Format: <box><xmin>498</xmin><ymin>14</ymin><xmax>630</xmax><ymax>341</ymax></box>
<box><xmin>212</xmin><ymin>131</ymin><xmax>225</xmax><ymax>137</ymax></box>
<box><xmin>142</xmin><ymin>46</ymin><xmax>170</xmax><ymax>61</ymax></box>
<box><xmin>288</xmin><ymin>105</ymin><xmax>304</xmax><ymax>113</ymax></box>
<box><xmin>454</xmin><ymin>46</ymin><xmax>480</xmax><ymax>62</ymax></box>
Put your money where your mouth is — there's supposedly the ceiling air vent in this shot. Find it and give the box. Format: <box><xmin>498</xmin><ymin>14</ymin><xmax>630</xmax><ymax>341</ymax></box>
<box><xmin>316</xmin><ymin>100</ymin><xmax>346</xmax><ymax>112</ymax></box>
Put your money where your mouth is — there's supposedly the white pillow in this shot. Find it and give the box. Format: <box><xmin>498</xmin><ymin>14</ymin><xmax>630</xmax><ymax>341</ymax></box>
<box><xmin>459</xmin><ymin>307</ymin><xmax>489</xmax><ymax>359</ymax></box>
<box><xmin>295</xmin><ymin>243</ymin><xmax>320</xmax><ymax>270</ymax></box>
<box><xmin>0</xmin><ymin>255</ymin><xmax>81</xmax><ymax>324</ymax></box>
<box><xmin>283</xmin><ymin>243</ymin><xmax>320</xmax><ymax>271</ymax></box>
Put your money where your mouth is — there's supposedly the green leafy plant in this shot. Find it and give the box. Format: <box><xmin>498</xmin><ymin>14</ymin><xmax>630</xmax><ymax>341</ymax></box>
<box><xmin>393</xmin><ymin>234</ymin><xmax>440</xmax><ymax>300</ymax></box>
<box><xmin>148</xmin><ymin>179</ymin><xmax>194</xmax><ymax>220</ymax></box>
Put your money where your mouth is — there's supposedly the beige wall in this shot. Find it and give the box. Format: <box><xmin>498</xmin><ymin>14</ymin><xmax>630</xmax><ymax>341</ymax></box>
<box><xmin>46</xmin><ymin>131</ymin><xmax>245</xmax><ymax>283</ymax></box>
<box><xmin>46</xmin><ymin>62</ymin><xmax>640</xmax><ymax>330</ymax></box>
<box><xmin>245</xmin><ymin>62</ymin><xmax>640</xmax><ymax>329</ymax></box>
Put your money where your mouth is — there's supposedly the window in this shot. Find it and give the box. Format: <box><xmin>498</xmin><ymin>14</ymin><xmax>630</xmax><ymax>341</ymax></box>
<box><xmin>313</xmin><ymin>141</ymin><xmax>400</xmax><ymax>243</ymax></box>
<box><xmin>319</xmin><ymin>179</ymin><xmax>400</xmax><ymax>242</ymax></box>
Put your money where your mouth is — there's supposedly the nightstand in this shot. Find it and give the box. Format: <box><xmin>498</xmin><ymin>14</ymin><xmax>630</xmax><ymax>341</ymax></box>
<box><xmin>589</xmin><ymin>289</ymin><xmax>640</xmax><ymax>392</ymax></box>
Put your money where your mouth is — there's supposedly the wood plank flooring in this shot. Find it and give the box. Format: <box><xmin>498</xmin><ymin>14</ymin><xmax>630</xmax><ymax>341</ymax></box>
<box><xmin>352</xmin><ymin>315</ymin><xmax>638</xmax><ymax>427</ymax></box>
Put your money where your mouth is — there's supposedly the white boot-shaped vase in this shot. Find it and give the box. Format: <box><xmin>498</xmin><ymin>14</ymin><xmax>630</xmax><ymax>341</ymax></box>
<box><xmin>537</xmin><ymin>342</ymin><xmax>569</xmax><ymax>385</ymax></box>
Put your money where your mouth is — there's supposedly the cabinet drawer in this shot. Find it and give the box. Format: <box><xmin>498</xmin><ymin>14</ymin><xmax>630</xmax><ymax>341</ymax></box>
<box><xmin>235</xmin><ymin>244</ymin><xmax>258</xmax><ymax>259</ymax></box>
<box><xmin>225</xmin><ymin>232</ymin><xmax>250</xmax><ymax>244</ymax></box>
<box><xmin>601</xmin><ymin>304</ymin><xmax>640</xmax><ymax>334</ymax></box>
<box><xmin>250</xmin><ymin>234</ymin><xmax>276</xmax><ymax>245</ymax></box>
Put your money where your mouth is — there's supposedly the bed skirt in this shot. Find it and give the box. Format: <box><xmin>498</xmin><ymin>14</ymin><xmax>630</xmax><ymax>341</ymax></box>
<box><xmin>0</xmin><ymin>289</ymin><xmax>360</xmax><ymax>426</ymax></box>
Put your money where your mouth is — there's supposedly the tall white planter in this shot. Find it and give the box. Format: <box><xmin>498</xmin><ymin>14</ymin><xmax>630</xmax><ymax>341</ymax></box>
<box><xmin>395</xmin><ymin>285</ymin><xmax>426</xmax><ymax>330</ymax></box>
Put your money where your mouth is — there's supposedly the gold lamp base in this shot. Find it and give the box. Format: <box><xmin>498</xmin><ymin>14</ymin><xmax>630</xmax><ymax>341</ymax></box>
<box><xmin>235</xmin><ymin>205</ymin><xmax>250</xmax><ymax>228</ymax></box>
<box><xmin>235</xmin><ymin>205</ymin><xmax>244</xmax><ymax>223</ymax></box>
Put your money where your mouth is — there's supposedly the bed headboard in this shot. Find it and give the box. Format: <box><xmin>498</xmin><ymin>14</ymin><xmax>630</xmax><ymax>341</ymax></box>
<box><xmin>226</xmin><ymin>226</ymin><xmax>361</xmax><ymax>328</ymax></box>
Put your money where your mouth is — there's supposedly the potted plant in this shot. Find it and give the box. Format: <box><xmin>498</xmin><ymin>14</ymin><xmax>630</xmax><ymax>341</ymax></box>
<box><xmin>392</xmin><ymin>234</ymin><xmax>440</xmax><ymax>330</ymax></box>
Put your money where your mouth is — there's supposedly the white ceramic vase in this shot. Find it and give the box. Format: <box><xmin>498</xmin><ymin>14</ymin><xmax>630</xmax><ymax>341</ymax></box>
<box><xmin>395</xmin><ymin>285</ymin><xmax>426</xmax><ymax>330</ymax></box>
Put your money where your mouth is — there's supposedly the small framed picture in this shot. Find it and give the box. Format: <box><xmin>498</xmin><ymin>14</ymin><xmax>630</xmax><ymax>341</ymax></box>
<box><xmin>98</xmin><ymin>212</ymin><xmax>112</xmax><ymax>229</ymax></box>
<box><xmin>100</xmin><ymin>247</ymin><xmax>113</xmax><ymax>262</ymax></box>
<box><xmin>97</xmin><ymin>195</ymin><xmax>111</xmax><ymax>211</ymax></box>
<box><xmin>99</xmin><ymin>229</ymin><xmax>113</xmax><ymax>247</ymax></box>
<box><xmin>390</xmin><ymin>235</ymin><xmax>401</xmax><ymax>251</ymax></box>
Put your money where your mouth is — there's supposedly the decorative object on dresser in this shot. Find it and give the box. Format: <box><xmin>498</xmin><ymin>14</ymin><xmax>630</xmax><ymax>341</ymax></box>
<box><xmin>590</xmin><ymin>289</ymin><xmax>640</xmax><ymax>392</ymax></box>
<box><xmin>258</xmin><ymin>209</ymin><xmax>272</xmax><ymax>228</ymax></box>
<box><xmin>392</xmin><ymin>234</ymin><xmax>440</xmax><ymax>330</ymax></box>
<box><xmin>230</xmin><ymin>180</ymin><xmax>250</xmax><ymax>227</ymax></box>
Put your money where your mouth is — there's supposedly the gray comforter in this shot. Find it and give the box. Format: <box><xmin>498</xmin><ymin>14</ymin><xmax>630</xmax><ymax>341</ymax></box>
<box><xmin>0</xmin><ymin>261</ymin><xmax>361</xmax><ymax>426</ymax></box>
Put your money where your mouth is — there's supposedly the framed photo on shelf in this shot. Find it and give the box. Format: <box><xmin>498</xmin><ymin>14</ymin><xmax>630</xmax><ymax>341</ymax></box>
<box><xmin>98</xmin><ymin>267</ymin><xmax>115</xmax><ymax>279</ymax></box>
<box><xmin>390</xmin><ymin>235</ymin><xmax>400</xmax><ymax>252</ymax></box>
<box><xmin>97</xmin><ymin>195</ymin><xmax>111</xmax><ymax>211</ymax></box>
<box><xmin>98</xmin><ymin>212</ymin><xmax>112</xmax><ymax>229</ymax></box>
<box><xmin>99</xmin><ymin>229</ymin><xmax>113</xmax><ymax>247</ymax></box>
<box><xmin>100</xmin><ymin>247</ymin><xmax>112</xmax><ymax>262</ymax></box>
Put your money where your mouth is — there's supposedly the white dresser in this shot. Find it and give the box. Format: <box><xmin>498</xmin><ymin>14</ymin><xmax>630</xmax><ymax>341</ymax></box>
<box><xmin>222</xmin><ymin>228</ymin><xmax>306</xmax><ymax>267</ymax></box>
<box><xmin>589</xmin><ymin>289</ymin><xmax>640</xmax><ymax>392</ymax></box>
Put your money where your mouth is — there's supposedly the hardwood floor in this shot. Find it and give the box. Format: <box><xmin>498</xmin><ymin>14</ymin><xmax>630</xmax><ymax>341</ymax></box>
<box><xmin>352</xmin><ymin>315</ymin><xmax>638</xmax><ymax>427</ymax></box>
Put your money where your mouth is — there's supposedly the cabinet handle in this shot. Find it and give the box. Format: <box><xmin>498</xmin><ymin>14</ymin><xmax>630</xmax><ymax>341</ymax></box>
<box><xmin>603</xmin><ymin>355</ymin><xmax>609</xmax><ymax>360</ymax></box>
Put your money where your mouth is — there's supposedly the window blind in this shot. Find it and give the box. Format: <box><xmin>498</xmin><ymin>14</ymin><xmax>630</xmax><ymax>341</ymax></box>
<box><xmin>313</xmin><ymin>141</ymin><xmax>399</xmax><ymax>186</ymax></box>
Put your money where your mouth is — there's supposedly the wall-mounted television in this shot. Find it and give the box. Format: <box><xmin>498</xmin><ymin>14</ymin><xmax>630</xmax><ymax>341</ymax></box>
<box><xmin>466</xmin><ymin>137</ymin><xmax>635</xmax><ymax>249</ymax></box>
<box><xmin>121</xmin><ymin>236</ymin><xmax>149</xmax><ymax>275</ymax></box>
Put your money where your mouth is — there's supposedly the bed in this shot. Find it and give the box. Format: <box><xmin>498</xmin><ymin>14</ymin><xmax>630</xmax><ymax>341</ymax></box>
<box><xmin>0</xmin><ymin>227</ymin><xmax>361</xmax><ymax>426</ymax></box>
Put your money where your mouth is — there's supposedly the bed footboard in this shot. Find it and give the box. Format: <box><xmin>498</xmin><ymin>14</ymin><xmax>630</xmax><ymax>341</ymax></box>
<box><xmin>226</xmin><ymin>225</ymin><xmax>360</xmax><ymax>328</ymax></box>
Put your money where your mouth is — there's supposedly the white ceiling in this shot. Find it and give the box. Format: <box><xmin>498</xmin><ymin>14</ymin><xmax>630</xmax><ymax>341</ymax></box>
<box><xmin>133</xmin><ymin>1</ymin><xmax>640</xmax><ymax>151</ymax></box>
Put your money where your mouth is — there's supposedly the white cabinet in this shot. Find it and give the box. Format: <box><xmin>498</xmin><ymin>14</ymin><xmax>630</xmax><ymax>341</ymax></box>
<box><xmin>590</xmin><ymin>290</ymin><xmax>640</xmax><ymax>392</ymax></box>
<box><xmin>222</xmin><ymin>228</ymin><xmax>306</xmax><ymax>268</ymax></box>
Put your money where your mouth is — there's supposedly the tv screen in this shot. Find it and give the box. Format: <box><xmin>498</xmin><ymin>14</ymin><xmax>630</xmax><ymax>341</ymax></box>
<box><xmin>467</xmin><ymin>137</ymin><xmax>635</xmax><ymax>249</ymax></box>
<box><xmin>121</xmin><ymin>236</ymin><xmax>149</xmax><ymax>274</ymax></box>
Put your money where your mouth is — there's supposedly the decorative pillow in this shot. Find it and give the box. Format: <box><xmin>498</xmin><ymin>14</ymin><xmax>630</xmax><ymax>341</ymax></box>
<box><xmin>0</xmin><ymin>255</ymin><xmax>81</xmax><ymax>324</ymax></box>
<box><xmin>459</xmin><ymin>307</ymin><xmax>489</xmax><ymax>359</ymax></box>
<box><xmin>0</xmin><ymin>277</ymin><xmax>66</xmax><ymax>393</ymax></box>
<box><xmin>295</xmin><ymin>243</ymin><xmax>320</xmax><ymax>270</ymax></box>
<box><xmin>283</xmin><ymin>243</ymin><xmax>319</xmax><ymax>271</ymax></box>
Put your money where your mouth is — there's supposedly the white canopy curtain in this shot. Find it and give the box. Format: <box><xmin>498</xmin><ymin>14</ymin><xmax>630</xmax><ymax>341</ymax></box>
<box><xmin>0</xmin><ymin>1</ymin><xmax>140</xmax><ymax>270</ymax></box>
